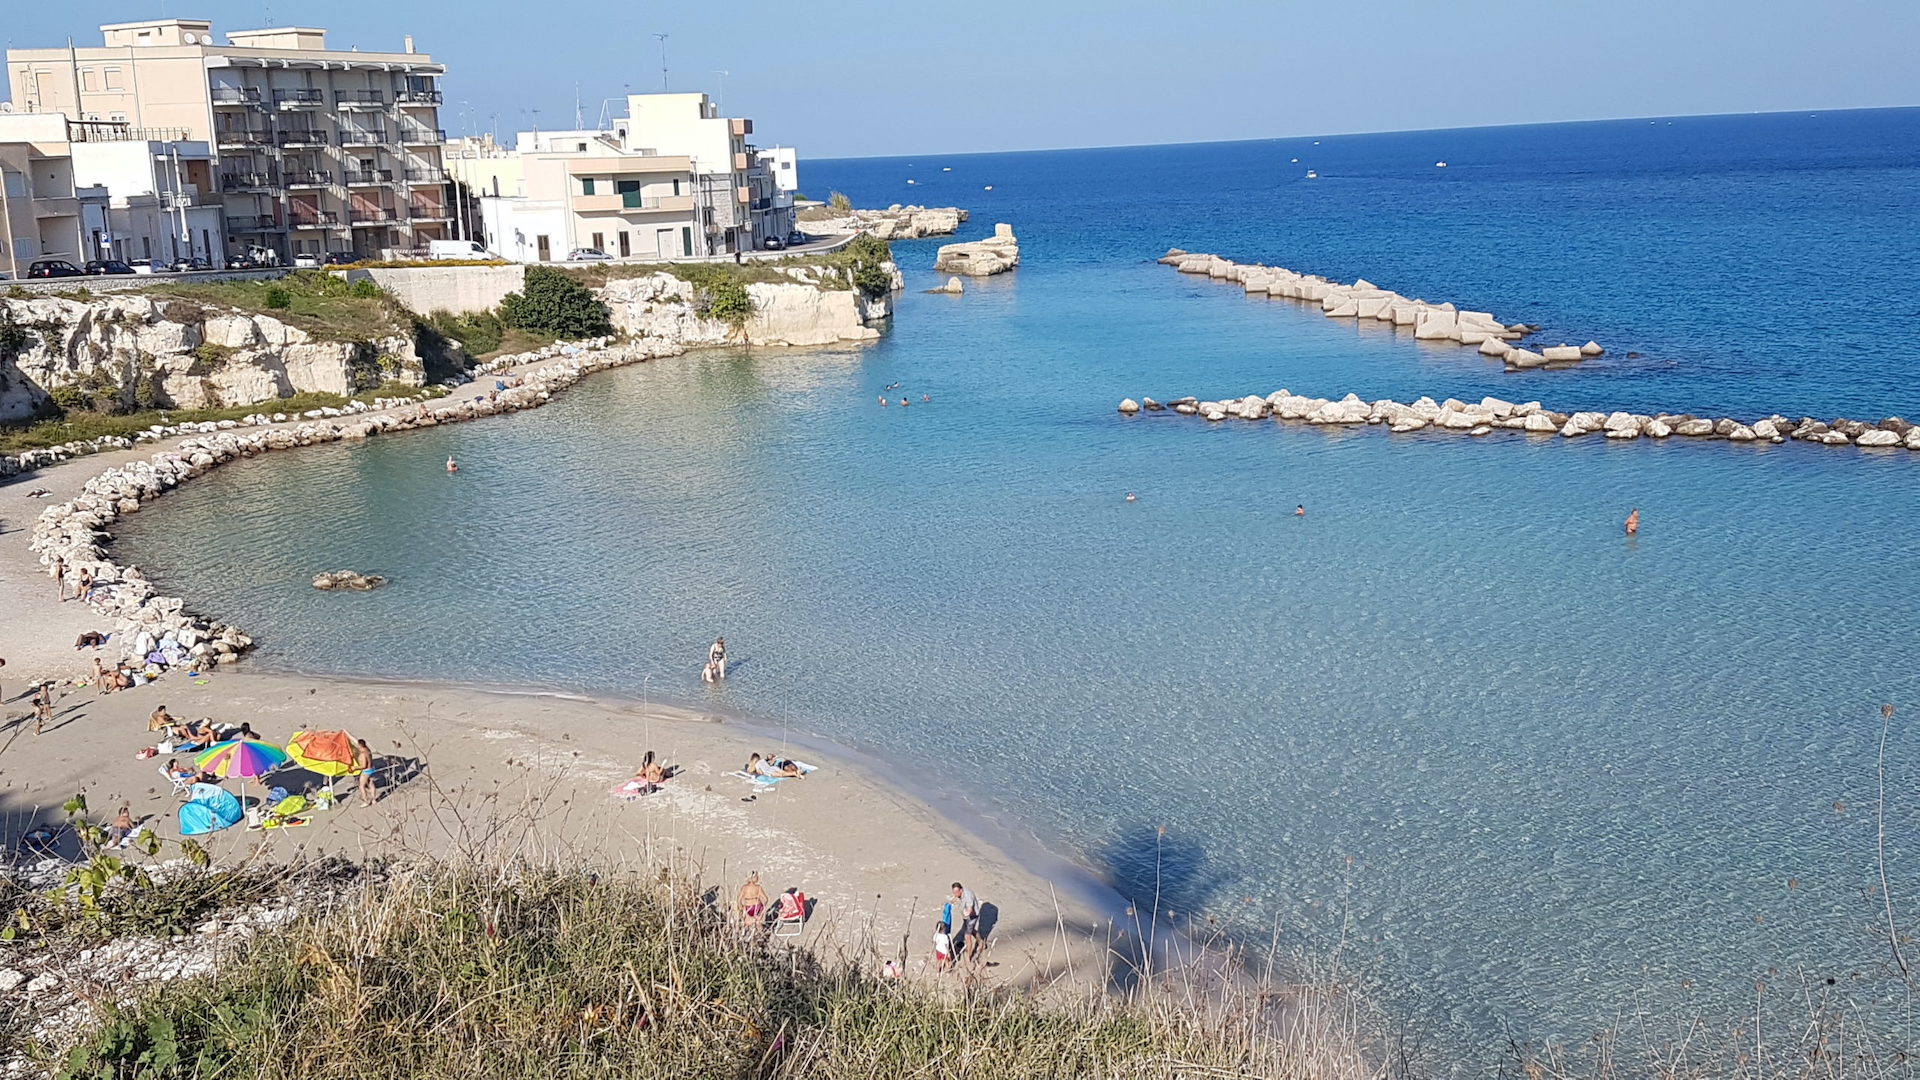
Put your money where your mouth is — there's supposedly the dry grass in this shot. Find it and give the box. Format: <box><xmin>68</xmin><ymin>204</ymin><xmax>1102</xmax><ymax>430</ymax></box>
<box><xmin>45</xmin><ymin>858</ymin><xmax>1379</xmax><ymax>1080</ymax></box>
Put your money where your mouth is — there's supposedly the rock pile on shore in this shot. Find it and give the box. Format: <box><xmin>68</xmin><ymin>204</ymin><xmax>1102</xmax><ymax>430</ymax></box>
<box><xmin>800</xmin><ymin>204</ymin><xmax>967</xmax><ymax>239</ymax></box>
<box><xmin>1118</xmin><ymin>391</ymin><xmax>1920</xmax><ymax>453</ymax></box>
<box><xmin>1159</xmin><ymin>249</ymin><xmax>1602</xmax><ymax>369</ymax></box>
<box><xmin>28</xmin><ymin>336</ymin><xmax>680</xmax><ymax>665</ymax></box>
<box><xmin>936</xmin><ymin>224</ymin><xmax>1020</xmax><ymax>276</ymax></box>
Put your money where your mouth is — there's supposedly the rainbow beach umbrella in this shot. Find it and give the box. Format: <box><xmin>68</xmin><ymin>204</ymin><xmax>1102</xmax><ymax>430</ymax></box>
<box><xmin>195</xmin><ymin>739</ymin><xmax>291</xmax><ymax>803</ymax></box>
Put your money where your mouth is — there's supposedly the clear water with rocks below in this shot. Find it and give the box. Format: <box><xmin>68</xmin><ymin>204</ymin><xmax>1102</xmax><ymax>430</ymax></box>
<box><xmin>118</xmin><ymin>109</ymin><xmax>1920</xmax><ymax>1069</ymax></box>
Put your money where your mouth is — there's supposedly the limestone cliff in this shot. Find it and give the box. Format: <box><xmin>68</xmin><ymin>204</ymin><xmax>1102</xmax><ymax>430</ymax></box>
<box><xmin>0</xmin><ymin>294</ymin><xmax>425</xmax><ymax>423</ymax></box>
<box><xmin>798</xmin><ymin>204</ymin><xmax>967</xmax><ymax>239</ymax></box>
<box><xmin>595</xmin><ymin>264</ymin><xmax>902</xmax><ymax>347</ymax></box>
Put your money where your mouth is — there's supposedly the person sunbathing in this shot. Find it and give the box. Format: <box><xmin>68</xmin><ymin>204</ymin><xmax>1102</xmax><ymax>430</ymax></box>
<box><xmin>617</xmin><ymin>751</ymin><xmax>669</xmax><ymax>796</ymax></box>
<box><xmin>754</xmin><ymin>755</ymin><xmax>805</xmax><ymax>779</ymax></box>
<box><xmin>190</xmin><ymin>719</ymin><xmax>218</xmax><ymax>745</ymax></box>
<box><xmin>164</xmin><ymin>758</ymin><xmax>198</xmax><ymax>784</ymax></box>
<box><xmin>149</xmin><ymin>705</ymin><xmax>175</xmax><ymax>732</ymax></box>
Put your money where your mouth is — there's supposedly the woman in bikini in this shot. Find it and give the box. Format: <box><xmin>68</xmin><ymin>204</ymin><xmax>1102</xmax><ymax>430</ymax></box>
<box><xmin>736</xmin><ymin>872</ymin><xmax>769</xmax><ymax>927</ymax></box>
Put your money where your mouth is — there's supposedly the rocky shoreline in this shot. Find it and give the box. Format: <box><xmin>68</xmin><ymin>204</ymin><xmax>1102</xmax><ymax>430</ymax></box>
<box><xmin>1161</xmin><ymin>249</ymin><xmax>1603</xmax><ymax>370</ymax></box>
<box><xmin>1117</xmin><ymin>390</ymin><xmax>1920</xmax><ymax>452</ymax></box>
<box><xmin>24</xmin><ymin>336</ymin><xmax>683</xmax><ymax>669</ymax></box>
<box><xmin>799</xmin><ymin>204</ymin><xmax>967</xmax><ymax>239</ymax></box>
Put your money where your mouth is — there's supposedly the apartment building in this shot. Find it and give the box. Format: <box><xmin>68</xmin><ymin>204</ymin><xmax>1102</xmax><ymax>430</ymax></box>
<box><xmin>465</xmin><ymin>93</ymin><xmax>795</xmax><ymax>263</ymax></box>
<box><xmin>0</xmin><ymin>112</ymin><xmax>111</xmax><ymax>277</ymax></box>
<box><xmin>67</xmin><ymin>125</ymin><xmax>226</xmax><ymax>267</ymax></box>
<box><xmin>7</xmin><ymin>18</ymin><xmax>450</xmax><ymax>262</ymax></box>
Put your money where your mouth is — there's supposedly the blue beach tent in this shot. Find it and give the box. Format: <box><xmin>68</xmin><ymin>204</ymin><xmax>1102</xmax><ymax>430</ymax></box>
<box><xmin>178</xmin><ymin>783</ymin><xmax>244</xmax><ymax>836</ymax></box>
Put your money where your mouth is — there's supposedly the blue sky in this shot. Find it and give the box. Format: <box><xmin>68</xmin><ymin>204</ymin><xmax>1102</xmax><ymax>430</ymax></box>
<box><xmin>7</xmin><ymin>0</ymin><xmax>1917</xmax><ymax>158</ymax></box>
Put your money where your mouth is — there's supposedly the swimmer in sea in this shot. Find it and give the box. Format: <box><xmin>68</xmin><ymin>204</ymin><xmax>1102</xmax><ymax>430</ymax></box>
<box><xmin>900</xmin><ymin>398</ymin><xmax>910</xmax><ymax>407</ymax></box>
<box><xmin>1295</xmin><ymin>504</ymin><xmax>1305</xmax><ymax>517</ymax></box>
<box><xmin>879</xmin><ymin>395</ymin><xmax>889</xmax><ymax>406</ymax></box>
<box><xmin>1125</xmin><ymin>492</ymin><xmax>1137</xmax><ymax>502</ymax></box>
<box><xmin>922</xmin><ymin>393</ymin><xmax>931</xmax><ymax>403</ymax></box>
<box><xmin>446</xmin><ymin>456</ymin><xmax>458</xmax><ymax>473</ymax></box>
<box><xmin>1625</xmin><ymin>508</ymin><xmax>1639</xmax><ymax>535</ymax></box>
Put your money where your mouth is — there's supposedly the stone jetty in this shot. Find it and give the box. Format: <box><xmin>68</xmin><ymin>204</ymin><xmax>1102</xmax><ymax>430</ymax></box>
<box><xmin>936</xmin><ymin>224</ymin><xmax>1020</xmax><ymax>276</ymax></box>
<box><xmin>26</xmin><ymin>336</ymin><xmax>680</xmax><ymax>667</ymax></box>
<box><xmin>1159</xmin><ymin>249</ymin><xmax>1602</xmax><ymax>370</ymax></box>
<box><xmin>1118</xmin><ymin>389</ymin><xmax>1920</xmax><ymax>455</ymax></box>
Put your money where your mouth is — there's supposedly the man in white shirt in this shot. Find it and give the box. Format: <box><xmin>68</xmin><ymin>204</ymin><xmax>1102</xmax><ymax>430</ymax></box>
<box><xmin>950</xmin><ymin>881</ymin><xmax>981</xmax><ymax>960</ymax></box>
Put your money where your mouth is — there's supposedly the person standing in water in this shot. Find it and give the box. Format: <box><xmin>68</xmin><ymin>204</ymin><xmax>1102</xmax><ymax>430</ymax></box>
<box><xmin>1295</xmin><ymin>505</ymin><xmax>1306</xmax><ymax>517</ymax></box>
<box><xmin>708</xmin><ymin>637</ymin><xmax>727</xmax><ymax>680</ymax></box>
<box><xmin>446</xmin><ymin>456</ymin><xmax>459</xmax><ymax>473</ymax></box>
<box><xmin>1625</xmin><ymin>508</ymin><xmax>1639</xmax><ymax>536</ymax></box>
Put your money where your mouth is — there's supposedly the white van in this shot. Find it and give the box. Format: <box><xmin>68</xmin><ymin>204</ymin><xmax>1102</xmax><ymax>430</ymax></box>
<box><xmin>429</xmin><ymin>239</ymin><xmax>490</xmax><ymax>260</ymax></box>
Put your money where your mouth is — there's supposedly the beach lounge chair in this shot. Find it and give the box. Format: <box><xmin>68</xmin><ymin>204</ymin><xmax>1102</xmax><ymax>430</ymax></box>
<box><xmin>159</xmin><ymin>764</ymin><xmax>193</xmax><ymax>798</ymax></box>
<box><xmin>773</xmin><ymin>890</ymin><xmax>809</xmax><ymax>938</ymax></box>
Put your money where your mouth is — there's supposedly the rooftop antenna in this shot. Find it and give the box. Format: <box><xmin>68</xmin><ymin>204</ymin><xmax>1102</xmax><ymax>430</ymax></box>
<box><xmin>574</xmin><ymin>82</ymin><xmax>583</xmax><ymax>130</ymax></box>
<box><xmin>652</xmin><ymin>33</ymin><xmax>669</xmax><ymax>92</ymax></box>
<box><xmin>711</xmin><ymin>70</ymin><xmax>730</xmax><ymax>110</ymax></box>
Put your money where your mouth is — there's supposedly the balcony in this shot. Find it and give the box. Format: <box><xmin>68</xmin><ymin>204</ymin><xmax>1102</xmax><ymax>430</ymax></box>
<box><xmin>339</xmin><ymin>128</ymin><xmax>388</xmax><ymax>146</ymax></box>
<box><xmin>407</xmin><ymin>201</ymin><xmax>451</xmax><ymax>221</ymax></box>
<box><xmin>343</xmin><ymin>169</ymin><xmax>395</xmax><ymax>186</ymax></box>
<box><xmin>33</xmin><ymin>196</ymin><xmax>80</xmax><ymax>218</ymax></box>
<box><xmin>732</xmin><ymin>152</ymin><xmax>750</xmax><ymax>171</ymax></box>
<box><xmin>574</xmin><ymin>193</ymin><xmax>696</xmax><ymax>214</ymax></box>
<box><xmin>215</xmin><ymin>129</ymin><xmax>272</xmax><ymax>148</ymax></box>
<box><xmin>403</xmin><ymin>167</ymin><xmax>445</xmax><ymax>184</ymax></box>
<box><xmin>220</xmin><ymin>172</ymin><xmax>279</xmax><ymax>193</ymax></box>
<box><xmin>290</xmin><ymin>210</ymin><xmax>339</xmax><ymax>229</ymax></box>
<box><xmin>336</xmin><ymin>90</ymin><xmax>386</xmax><ymax>109</ymax></box>
<box><xmin>349</xmin><ymin>207</ymin><xmax>400</xmax><ymax>225</ymax></box>
<box><xmin>276</xmin><ymin>128</ymin><xmax>329</xmax><ymax>148</ymax></box>
<box><xmin>285</xmin><ymin>170</ymin><xmax>332</xmax><ymax>188</ymax></box>
<box><xmin>395</xmin><ymin>89</ymin><xmax>442</xmax><ymax>106</ymax></box>
<box><xmin>729</xmin><ymin>118</ymin><xmax>752</xmax><ymax>136</ymax></box>
<box><xmin>273</xmin><ymin>89</ymin><xmax>325</xmax><ymax>109</ymax></box>
<box><xmin>226</xmin><ymin>215</ymin><xmax>279</xmax><ymax>231</ymax></box>
<box><xmin>399</xmin><ymin>127</ymin><xmax>444</xmax><ymax>145</ymax></box>
<box><xmin>735</xmin><ymin>185</ymin><xmax>751</xmax><ymax>205</ymax></box>
<box><xmin>211</xmin><ymin>87</ymin><xmax>263</xmax><ymax>106</ymax></box>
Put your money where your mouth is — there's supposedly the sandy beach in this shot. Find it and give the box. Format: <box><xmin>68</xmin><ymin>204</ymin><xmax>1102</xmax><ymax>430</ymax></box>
<box><xmin>0</xmin><ymin>377</ymin><xmax>1124</xmax><ymax>992</ymax></box>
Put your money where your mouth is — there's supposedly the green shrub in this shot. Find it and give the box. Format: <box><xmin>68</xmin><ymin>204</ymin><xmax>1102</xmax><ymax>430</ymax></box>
<box><xmin>263</xmin><ymin>286</ymin><xmax>292</xmax><ymax>309</ymax></box>
<box><xmin>348</xmin><ymin>279</ymin><xmax>382</xmax><ymax>299</ymax></box>
<box><xmin>499</xmin><ymin>267</ymin><xmax>613</xmax><ymax>338</ymax></box>
<box><xmin>193</xmin><ymin>342</ymin><xmax>235</xmax><ymax>368</ymax></box>
<box><xmin>829</xmin><ymin>190</ymin><xmax>853</xmax><ymax>211</ymax></box>
<box><xmin>678</xmin><ymin>265</ymin><xmax>756</xmax><ymax>326</ymax></box>
<box><xmin>425</xmin><ymin>309</ymin><xmax>505</xmax><ymax>358</ymax></box>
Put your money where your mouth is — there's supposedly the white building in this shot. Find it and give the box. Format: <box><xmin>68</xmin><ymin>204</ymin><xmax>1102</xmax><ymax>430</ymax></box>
<box><xmin>459</xmin><ymin>92</ymin><xmax>795</xmax><ymax>263</ymax></box>
<box><xmin>757</xmin><ymin>146</ymin><xmax>798</xmax><ymax>194</ymax></box>
<box><xmin>68</xmin><ymin>131</ymin><xmax>226</xmax><ymax>265</ymax></box>
<box><xmin>0</xmin><ymin>112</ymin><xmax>113</xmax><ymax>274</ymax></box>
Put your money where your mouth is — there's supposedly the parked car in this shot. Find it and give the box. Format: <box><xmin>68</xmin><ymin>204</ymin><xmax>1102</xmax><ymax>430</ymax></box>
<box><xmin>566</xmin><ymin>248</ymin><xmax>611</xmax><ymax>262</ymax></box>
<box><xmin>324</xmin><ymin>252</ymin><xmax>358</xmax><ymax>266</ymax></box>
<box><xmin>129</xmin><ymin>259</ymin><xmax>162</xmax><ymax>274</ymax></box>
<box><xmin>26</xmin><ymin>259</ymin><xmax>85</xmax><ymax>279</ymax></box>
<box><xmin>168</xmin><ymin>256</ymin><xmax>213</xmax><ymax>273</ymax></box>
<box><xmin>786</xmin><ymin>231</ymin><xmax>811</xmax><ymax>247</ymax></box>
<box><xmin>292</xmin><ymin>252</ymin><xmax>325</xmax><ymax>269</ymax></box>
<box><xmin>84</xmin><ymin>259</ymin><xmax>137</xmax><ymax>276</ymax></box>
<box><xmin>760</xmin><ymin>236</ymin><xmax>785</xmax><ymax>251</ymax></box>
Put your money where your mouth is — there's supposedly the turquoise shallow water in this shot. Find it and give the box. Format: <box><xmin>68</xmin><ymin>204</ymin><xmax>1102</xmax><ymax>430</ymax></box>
<box><xmin>118</xmin><ymin>111</ymin><xmax>1920</xmax><ymax>1068</ymax></box>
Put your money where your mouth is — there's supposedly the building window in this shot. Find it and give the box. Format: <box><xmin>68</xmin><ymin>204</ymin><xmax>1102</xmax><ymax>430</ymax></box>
<box><xmin>581</xmin><ymin>178</ymin><xmax>594</xmax><ymax>196</ymax></box>
<box><xmin>618</xmin><ymin>231</ymin><xmax>630</xmax><ymax>257</ymax></box>
<box><xmin>576</xmin><ymin>142</ymin><xmax>587</xmax><ymax>152</ymax></box>
<box><xmin>591</xmin><ymin>232</ymin><xmax>603</xmax><ymax>252</ymax></box>
<box><xmin>81</xmin><ymin>69</ymin><xmax>97</xmax><ymax>92</ymax></box>
<box><xmin>680</xmin><ymin>227</ymin><xmax>692</xmax><ymax>258</ymax></box>
<box><xmin>104</xmin><ymin>68</ymin><xmax>124</xmax><ymax>91</ymax></box>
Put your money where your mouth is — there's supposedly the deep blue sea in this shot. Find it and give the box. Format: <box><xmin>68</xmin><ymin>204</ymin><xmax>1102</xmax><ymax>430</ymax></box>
<box><xmin>120</xmin><ymin>109</ymin><xmax>1920</xmax><ymax>1071</ymax></box>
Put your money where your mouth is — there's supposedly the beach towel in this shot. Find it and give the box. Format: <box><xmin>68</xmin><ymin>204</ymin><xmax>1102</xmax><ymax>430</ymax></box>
<box><xmin>726</xmin><ymin>770</ymin><xmax>780</xmax><ymax>787</ymax></box>
<box><xmin>609</xmin><ymin>778</ymin><xmax>657</xmax><ymax>800</ymax></box>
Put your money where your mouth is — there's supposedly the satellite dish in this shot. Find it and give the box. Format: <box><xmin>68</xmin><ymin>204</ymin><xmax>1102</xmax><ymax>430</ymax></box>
<box><xmin>183</xmin><ymin>33</ymin><xmax>198</xmax><ymax>44</ymax></box>
<box><xmin>0</xmin><ymin>103</ymin><xmax>13</xmax><ymax>113</ymax></box>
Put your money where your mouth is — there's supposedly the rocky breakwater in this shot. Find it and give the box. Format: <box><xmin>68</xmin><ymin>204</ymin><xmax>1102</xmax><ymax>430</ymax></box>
<box><xmin>597</xmin><ymin>263</ymin><xmax>903</xmax><ymax>347</ymax></box>
<box><xmin>935</xmin><ymin>224</ymin><xmax>1020</xmax><ymax>277</ymax></box>
<box><xmin>0</xmin><ymin>292</ymin><xmax>428</xmax><ymax>424</ymax></box>
<box><xmin>27</xmin><ymin>336</ymin><xmax>683</xmax><ymax>666</ymax></box>
<box><xmin>1158</xmin><ymin>249</ymin><xmax>1603</xmax><ymax>370</ymax></box>
<box><xmin>802</xmin><ymin>204</ymin><xmax>968</xmax><ymax>239</ymax></box>
<box><xmin>1116</xmin><ymin>391</ymin><xmax>1920</xmax><ymax>455</ymax></box>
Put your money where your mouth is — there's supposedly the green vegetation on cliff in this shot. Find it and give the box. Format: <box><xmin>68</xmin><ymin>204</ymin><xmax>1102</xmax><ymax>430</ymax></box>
<box><xmin>143</xmin><ymin>272</ymin><xmax>405</xmax><ymax>343</ymax></box>
<box><xmin>499</xmin><ymin>266</ymin><xmax>615</xmax><ymax>339</ymax></box>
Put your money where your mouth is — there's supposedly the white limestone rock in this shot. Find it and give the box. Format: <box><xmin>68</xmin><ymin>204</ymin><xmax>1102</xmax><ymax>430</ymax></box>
<box><xmin>1856</xmin><ymin>429</ymin><xmax>1900</xmax><ymax>446</ymax></box>
<box><xmin>1542</xmin><ymin>345</ymin><xmax>1583</xmax><ymax>362</ymax></box>
<box><xmin>1118</xmin><ymin>399</ymin><xmax>1140</xmax><ymax>414</ymax></box>
<box><xmin>1580</xmin><ymin>341</ymin><xmax>1604</xmax><ymax>356</ymax></box>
